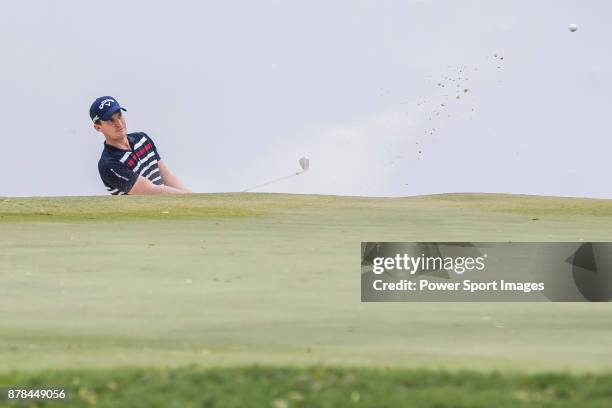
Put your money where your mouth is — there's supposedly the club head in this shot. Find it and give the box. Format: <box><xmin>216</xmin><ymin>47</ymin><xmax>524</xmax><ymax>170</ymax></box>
<box><xmin>299</xmin><ymin>157</ymin><xmax>310</xmax><ymax>171</ymax></box>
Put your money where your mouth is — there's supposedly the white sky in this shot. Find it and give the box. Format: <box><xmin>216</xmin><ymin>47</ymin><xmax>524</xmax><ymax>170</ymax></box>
<box><xmin>1</xmin><ymin>0</ymin><xmax>609</xmax><ymax>198</ymax></box>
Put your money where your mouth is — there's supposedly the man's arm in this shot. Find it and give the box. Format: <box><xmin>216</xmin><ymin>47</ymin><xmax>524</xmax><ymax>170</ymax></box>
<box><xmin>157</xmin><ymin>160</ymin><xmax>191</xmax><ymax>192</ymax></box>
<box><xmin>128</xmin><ymin>175</ymin><xmax>189</xmax><ymax>195</ymax></box>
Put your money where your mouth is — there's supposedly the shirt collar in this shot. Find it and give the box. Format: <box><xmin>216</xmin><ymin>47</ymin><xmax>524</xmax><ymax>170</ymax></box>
<box><xmin>103</xmin><ymin>134</ymin><xmax>135</xmax><ymax>153</ymax></box>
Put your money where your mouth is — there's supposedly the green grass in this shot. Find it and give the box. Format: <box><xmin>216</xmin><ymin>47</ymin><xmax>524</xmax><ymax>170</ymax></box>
<box><xmin>2</xmin><ymin>193</ymin><xmax>612</xmax><ymax>404</ymax></box>
<box><xmin>5</xmin><ymin>192</ymin><xmax>612</xmax><ymax>222</ymax></box>
<box><xmin>421</xmin><ymin>193</ymin><xmax>612</xmax><ymax>217</ymax></box>
<box><xmin>2</xmin><ymin>366</ymin><xmax>612</xmax><ymax>408</ymax></box>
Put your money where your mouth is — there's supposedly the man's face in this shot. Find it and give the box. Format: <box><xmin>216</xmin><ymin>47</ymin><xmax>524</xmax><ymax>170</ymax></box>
<box><xmin>94</xmin><ymin>110</ymin><xmax>127</xmax><ymax>139</ymax></box>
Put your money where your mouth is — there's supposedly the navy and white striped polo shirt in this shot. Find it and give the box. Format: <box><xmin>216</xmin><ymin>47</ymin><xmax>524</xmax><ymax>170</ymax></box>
<box><xmin>98</xmin><ymin>132</ymin><xmax>165</xmax><ymax>195</ymax></box>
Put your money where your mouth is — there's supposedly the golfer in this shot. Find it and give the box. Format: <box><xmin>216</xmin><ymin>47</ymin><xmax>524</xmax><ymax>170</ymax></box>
<box><xmin>90</xmin><ymin>96</ymin><xmax>191</xmax><ymax>195</ymax></box>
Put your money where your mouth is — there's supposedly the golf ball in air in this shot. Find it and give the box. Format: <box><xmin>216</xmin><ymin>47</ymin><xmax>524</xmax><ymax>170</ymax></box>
<box><xmin>569</xmin><ymin>24</ymin><xmax>577</xmax><ymax>32</ymax></box>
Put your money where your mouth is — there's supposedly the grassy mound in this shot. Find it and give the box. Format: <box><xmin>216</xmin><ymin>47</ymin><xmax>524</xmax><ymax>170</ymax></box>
<box><xmin>3</xmin><ymin>192</ymin><xmax>612</xmax><ymax>222</ymax></box>
<box><xmin>2</xmin><ymin>193</ymin><xmax>612</xmax><ymax>375</ymax></box>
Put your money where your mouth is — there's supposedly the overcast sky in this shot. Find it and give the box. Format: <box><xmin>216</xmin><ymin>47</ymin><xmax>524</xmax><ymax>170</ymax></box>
<box><xmin>1</xmin><ymin>0</ymin><xmax>609</xmax><ymax>198</ymax></box>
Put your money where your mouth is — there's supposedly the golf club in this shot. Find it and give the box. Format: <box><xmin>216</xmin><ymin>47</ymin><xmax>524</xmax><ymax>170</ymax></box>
<box><xmin>243</xmin><ymin>157</ymin><xmax>309</xmax><ymax>192</ymax></box>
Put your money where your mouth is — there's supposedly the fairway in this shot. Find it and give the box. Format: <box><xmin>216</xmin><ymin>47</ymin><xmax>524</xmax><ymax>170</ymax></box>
<box><xmin>2</xmin><ymin>193</ymin><xmax>612</xmax><ymax>374</ymax></box>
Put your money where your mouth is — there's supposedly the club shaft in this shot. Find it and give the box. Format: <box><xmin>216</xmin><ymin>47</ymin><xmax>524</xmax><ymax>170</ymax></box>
<box><xmin>243</xmin><ymin>171</ymin><xmax>304</xmax><ymax>192</ymax></box>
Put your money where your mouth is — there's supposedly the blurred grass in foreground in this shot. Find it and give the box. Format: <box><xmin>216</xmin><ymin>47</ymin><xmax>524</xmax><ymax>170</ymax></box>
<box><xmin>2</xmin><ymin>366</ymin><xmax>612</xmax><ymax>408</ymax></box>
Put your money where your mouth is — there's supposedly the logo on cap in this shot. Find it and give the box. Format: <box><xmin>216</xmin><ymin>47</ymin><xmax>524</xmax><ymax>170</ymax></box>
<box><xmin>99</xmin><ymin>99</ymin><xmax>115</xmax><ymax>109</ymax></box>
